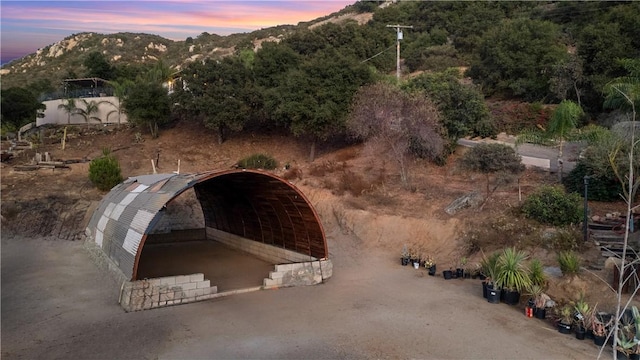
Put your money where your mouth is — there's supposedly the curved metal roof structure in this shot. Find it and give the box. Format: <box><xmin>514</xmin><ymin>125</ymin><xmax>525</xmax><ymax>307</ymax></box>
<box><xmin>85</xmin><ymin>169</ymin><xmax>327</xmax><ymax>280</ymax></box>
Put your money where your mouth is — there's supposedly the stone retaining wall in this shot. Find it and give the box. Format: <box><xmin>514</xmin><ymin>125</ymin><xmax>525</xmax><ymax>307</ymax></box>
<box><xmin>120</xmin><ymin>273</ymin><xmax>218</xmax><ymax>312</ymax></box>
<box><xmin>263</xmin><ymin>260</ymin><xmax>333</xmax><ymax>289</ymax></box>
<box><xmin>206</xmin><ymin>227</ymin><xmax>316</xmax><ymax>264</ymax></box>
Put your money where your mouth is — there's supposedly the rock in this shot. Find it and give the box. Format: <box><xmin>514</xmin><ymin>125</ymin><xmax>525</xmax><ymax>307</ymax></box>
<box><xmin>444</xmin><ymin>191</ymin><xmax>482</xmax><ymax>215</ymax></box>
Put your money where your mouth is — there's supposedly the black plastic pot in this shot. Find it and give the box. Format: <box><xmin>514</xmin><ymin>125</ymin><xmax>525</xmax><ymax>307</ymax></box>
<box><xmin>558</xmin><ymin>322</ymin><xmax>572</xmax><ymax>334</ymax></box>
<box><xmin>487</xmin><ymin>289</ymin><xmax>500</xmax><ymax>304</ymax></box>
<box><xmin>428</xmin><ymin>265</ymin><xmax>436</xmax><ymax>276</ymax></box>
<box><xmin>575</xmin><ymin>326</ymin><xmax>586</xmax><ymax>340</ymax></box>
<box><xmin>534</xmin><ymin>307</ymin><xmax>546</xmax><ymax>319</ymax></box>
<box><xmin>443</xmin><ymin>270</ymin><xmax>453</xmax><ymax>280</ymax></box>
<box><xmin>585</xmin><ymin>329</ymin><xmax>594</xmax><ymax>340</ymax></box>
<box><xmin>455</xmin><ymin>268</ymin><xmax>464</xmax><ymax>278</ymax></box>
<box><xmin>482</xmin><ymin>281</ymin><xmax>489</xmax><ymax>298</ymax></box>
<box><xmin>503</xmin><ymin>290</ymin><xmax>520</xmax><ymax>305</ymax></box>
<box><xmin>593</xmin><ymin>335</ymin><xmax>606</xmax><ymax>346</ymax></box>
<box><xmin>401</xmin><ymin>257</ymin><xmax>410</xmax><ymax>266</ymax></box>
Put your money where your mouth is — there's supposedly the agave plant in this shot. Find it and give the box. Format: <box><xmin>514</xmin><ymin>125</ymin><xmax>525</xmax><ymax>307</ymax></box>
<box><xmin>496</xmin><ymin>247</ymin><xmax>531</xmax><ymax>292</ymax></box>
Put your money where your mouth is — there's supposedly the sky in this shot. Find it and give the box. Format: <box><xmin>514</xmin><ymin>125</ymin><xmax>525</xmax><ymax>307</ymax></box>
<box><xmin>0</xmin><ymin>0</ymin><xmax>355</xmax><ymax>64</ymax></box>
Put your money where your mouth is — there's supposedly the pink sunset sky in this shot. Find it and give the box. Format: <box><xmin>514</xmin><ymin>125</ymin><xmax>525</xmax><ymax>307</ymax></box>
<box><xmin>0</xmin><ymin>0</ymin><xmax>355</xmax><ymax>64</ymax></box>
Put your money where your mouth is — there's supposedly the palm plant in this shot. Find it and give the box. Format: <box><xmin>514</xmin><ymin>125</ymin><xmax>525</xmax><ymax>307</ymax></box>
<box><xmin>58</xmin><ymin>98</ymin><xmax>78</xmax><ymax>124</ymax></box>
<box><xmin>76</xmin><ymin>99</ymin><xmax>102</xmax><ymax>126</ymax></box>
<box><xmin>495</xmin><ymin>247</ymin><xmax>531</xmax><ymax>293</ymax></box>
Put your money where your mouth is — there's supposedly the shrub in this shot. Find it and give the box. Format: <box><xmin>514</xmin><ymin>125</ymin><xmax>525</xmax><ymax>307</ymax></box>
<box><xmin>237</xmin><ymin>153</ymin><xmax>277</xmax><ymax>170</ymax></box>
<box><xmin>557</xmin><ymin>251</ymin><xmax>581</xmax><ymax>276</ymax></box>
<box><xmin>563</xmin><ymin>162</ymin><xmax>622</xmax><ymax>202</ymax></box>
<box><xmin>528</xmin><ymin>259</ymin><xmax>547</xmax><ymax>287</ymax></box>
<box><xmin>521</xmin><ymin>185</ymin><xmax>582</xmax><ymax>226</ymax></box>
<box><xmin>89</xmin><ymin>149</ymin><xmax>123</xmax><ymax>191</ymax></box>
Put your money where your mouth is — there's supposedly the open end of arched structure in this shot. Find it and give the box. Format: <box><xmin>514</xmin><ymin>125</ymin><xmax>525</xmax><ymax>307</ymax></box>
<box><xmin>85</xmin><ymin>169</ymin><xmax>327</xmax><ymax>282</ymax></box>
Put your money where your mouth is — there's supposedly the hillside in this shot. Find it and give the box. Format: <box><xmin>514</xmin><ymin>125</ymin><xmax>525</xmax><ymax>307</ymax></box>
<box><xmin>0</xmin><ymin>4</ymin><xmax>368</xmax><ymax>90</ymax></box>
<box><xmin>0</xmin><ymin>121</ymin><xmax>631</xmax><ymax>311</ymax></box>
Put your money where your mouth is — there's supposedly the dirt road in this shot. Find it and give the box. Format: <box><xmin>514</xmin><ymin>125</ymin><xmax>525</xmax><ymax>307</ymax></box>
<box><xmin>2</xmin><ymin>228</ymin><xmax>598</xmax><ymax>360</ymax></box>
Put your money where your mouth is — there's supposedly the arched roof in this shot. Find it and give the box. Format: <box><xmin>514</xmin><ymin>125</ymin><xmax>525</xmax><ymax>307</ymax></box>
<box><xmin>85</xmin><ymin>169</ymin><xmax>327</xmax><ymax>280</ymax></box>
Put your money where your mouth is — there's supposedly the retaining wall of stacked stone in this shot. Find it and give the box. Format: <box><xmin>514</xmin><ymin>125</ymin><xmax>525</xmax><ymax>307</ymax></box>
<box><xmin>120</xmin><ymin>273</ymin><xmax>217</xmax><ymax>312</ymax></box>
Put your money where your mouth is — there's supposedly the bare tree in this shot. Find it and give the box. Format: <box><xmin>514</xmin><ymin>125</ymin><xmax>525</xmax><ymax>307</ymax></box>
<box><xmin>347</xmin><ymin>82</ymin><xmax>444</xmax><ymax>188</ymax></box>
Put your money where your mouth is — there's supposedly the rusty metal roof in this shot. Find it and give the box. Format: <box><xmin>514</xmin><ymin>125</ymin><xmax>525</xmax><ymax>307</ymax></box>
<box><xmin>85</xmin><ymin>169</ymin><xmax>327</xmax><ymax>280</ymax></box>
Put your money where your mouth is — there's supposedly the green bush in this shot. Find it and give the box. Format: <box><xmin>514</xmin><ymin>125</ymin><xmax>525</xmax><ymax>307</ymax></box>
<box><xmin>563</xmin><ymin>162</ymin><xmax>622</xmax><ymax>201</ymax></box>
<box><xmin>557</xmin><ymin>251</ymin><xmax>581</xmax><ymax>276</ymax></box>
<box><xmin>528</xmin><ymin>259</ymin><xmax>547</xmax><ymax>287</ymax></box>
<box><xmin>89</xmin><ymin>149</ymin><xmax>123</xmax><ymax>191</ymax></box>
<box><xmin>237</xmin><ymin>153</ymin><xmax>277</xmax><ymax>170</ymax></box>
<box><xmin>521</xmin><ymin>185</ymin><xmax>582</xmax><ymax>226</ymax></box>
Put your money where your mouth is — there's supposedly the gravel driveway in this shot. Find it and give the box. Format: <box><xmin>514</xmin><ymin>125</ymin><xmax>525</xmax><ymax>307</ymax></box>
<box><xmin>2</xmin><ymin>231</ymin><xmax>597</xmax><ymax>360</ymax></box>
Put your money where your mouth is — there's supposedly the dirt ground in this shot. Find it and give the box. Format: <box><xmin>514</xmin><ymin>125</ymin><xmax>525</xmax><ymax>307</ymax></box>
<box><xmin>0</xmin><ymin>122</ymin><xmax>636</xmax><ymax>359</ymax></box>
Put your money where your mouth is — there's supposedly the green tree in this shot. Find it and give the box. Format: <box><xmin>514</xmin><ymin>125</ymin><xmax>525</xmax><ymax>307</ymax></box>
<box><xmin>1</xmin><ymin>87</ymin><xmax>45</xmax><ymax>131</ymax></box>
<box><xmin>122</xmin><ymin>81</ymin><xmax>170</xmax><ymax>138</ymax></box>
<box><xmin>84</xmin><ymin>51</ymin><xmax>114</xmax><ymax>79</ymax></box>
<box><xmin>517</xmin><ymin>100</ymin><xmax>584</xmax><ymax>180</ymax></box>
<box><xmin>179</xmin><ymin>57</ymin><xmax>253</xmax><ymax>144</ymax></box>
<box><xmin>404</xmin><ymin>69</ymin><xmax>495</xmax><ymax>146</ymax></box>
<box><xmin>467</xmin><ymin>18</ymin><xmax>567</xmax><ymax>101</ymax></box>
<box><xmin>75</xmin><ymin>99</ymin><xmax>102</xmax><ymax>126</ymax></box>
<box><xmin>458</xmin><ymin>143</ymin><xmax>525</xmax><ymax>207</ymax></box>
<box><xmin>603</xmin><ymin>58</ymin><xmax>640</xmax><ymax>112</ymax></box>
<box><xmin>104</xmin><ymin>78</ymin><xmax>134</xmax><ymax>125</ymax></box>
<box><xmin>58</xmin><ymin>98</ymin><xmax>79</xmax><ymax>124</ymax></box>
<box><xmin>270</xmin><ymin>49</ymin><xmax>374</xmax><ymax>161</ymax></box>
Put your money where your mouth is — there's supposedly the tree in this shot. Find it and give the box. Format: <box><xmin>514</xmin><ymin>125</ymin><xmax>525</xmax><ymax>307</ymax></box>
<box><xmin>458</xmin><ymin>143</ymin><xmax>524</xmax><ymax>208</ymax></box>
<box><xmin>467</xmin><ymin>18</ymin><xmax>567</xmax><ymax>101</ymax></box>
<box><xmin>347</xmin><ymin>82</ymin><xmax>445</xmax><ymax>187</ymax></box>
<box><xmin>1</xmin><ymin>87</ymin><xmax>45</xmax><ymax>131</ymax></box>
<box><xmin>103</xmin><ymin>78</ymin><xmax>134</xmax><ymax>125</ymax></box>
<box><xmin>75</xmin><ymin>99</ymin><xmax>102</xmax><ymax>126</ymax></box>
<box><xmin>179</xmin><ymin>57</ymin><xmax>253</xmax><ymax>144</ymax></box>
<box><xmin>84</xmin><ymin>51</ymin><xmax>114</xmax><ymax>79</ymax></box>
<box><xmin>404</xmin><ymin>69</ymin><xmax>496</xmax><ymax>146</ymax></box>
<box><xmin>517</xmin><ymin>100</ymin><xmax>584</xmax><ymax>181</ymax></box>
<box><xmin>122</xmin><ymin>81</ymin><xmax>170</xmax><ymax>138</ymax></box>
<box><xmin>547</xmin><ymin>100</ymin><xmax>584</xmax><ymax>180</ymax></box>
<box><xmin>272</xmin><ymin>49</ymin><xmax>374</xmax><ymax>161</ymax></box>
<box><xmin>58</xmin><ymin>98</ymin><xmax>79</xmax><ymax>124</ymax></box>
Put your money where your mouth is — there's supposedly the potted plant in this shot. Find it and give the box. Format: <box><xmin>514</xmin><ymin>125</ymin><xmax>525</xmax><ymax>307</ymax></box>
<box><xmin>556</xmin><ymin>304</ymin><xmax>574</xmax><ymax>334</ymax></box>
<box><xmin>573</xmin><ymin>295</ymin><xmax>590</xmax><ymax>340</ymax></box>
<box><xmin>456</xmin><ymin>257</ymin><xmax>467</xmax><ymax>279</ymax></box>
<box><xmin>401</xmin><ymin>245</ymin><xmax>410</xmax><ymax>266</ymax></box>
<box><xmin>409</xmin><ymin>247</ymin><xmax>420</xmax><ymax>269</ymax></box>
<box><xmin>495</xmin><ymin>247</ymin><xmax>531</xmax><ymax>305</ymax></box>
<box><xmin>480</xmin><ymin>251</ymin><xmax>501</xmax><ymax>303</ymax></box>
<box><xmin>526</xmin><ymin>283</ymin><xmax>548</xmax><ymax>319</ymax></box>
<box><xmin>591</xmin><ymin>309</ymin><xmax>613</xmax><ymax>347</ymax></box>
<box><xmin>423</xmin><ymin>256</ymin><xmax>436</xmax><ymax>276</ymax></box>
<box><xmin>616</xmin><ymin>309</ymin><xmax>639</xmax><ymax>360</ymax></box>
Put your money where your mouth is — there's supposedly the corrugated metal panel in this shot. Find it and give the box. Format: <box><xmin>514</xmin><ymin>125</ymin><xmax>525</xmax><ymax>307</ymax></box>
<box><xmin>123</xmin><ymin>228</ymin><xmax>143</xmax><ymax>255</ymax></box>
<box><xmin>131</xmin><ymin>209</ymin><xmax>155</xmax><ymax>234</ymax></box>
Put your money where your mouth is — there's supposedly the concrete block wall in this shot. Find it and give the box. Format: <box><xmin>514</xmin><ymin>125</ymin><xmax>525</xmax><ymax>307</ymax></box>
<box><xmin>206</xmin><ymin>227</ymin><xmax>316</xmax><ymax>264</ymax></box>
<box><xmin>120</xmin><ymin>273</ymin><xmax>218</xmax><ymax>312</ymax></box>
<box><xmin>263</xmin><ymin>259</ymin><xmax>333</xmax><ymax>289</ymax></box>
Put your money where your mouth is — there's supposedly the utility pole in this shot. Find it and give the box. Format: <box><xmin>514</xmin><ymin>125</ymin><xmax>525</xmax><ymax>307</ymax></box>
<box><xmin>386</xmin><ymin>24</ymin><xmax>413</xmax><ymax>81</ymax></box>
